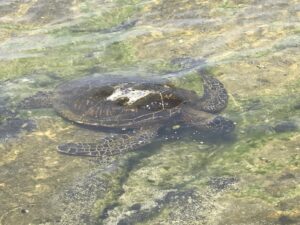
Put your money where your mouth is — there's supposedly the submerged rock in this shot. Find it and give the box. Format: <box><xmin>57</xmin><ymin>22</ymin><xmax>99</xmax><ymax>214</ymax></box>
<box><xmin>293</xmin><ymin>102</ymin><xmax>300</xmax><ymax>110</ymax></box>
<box><xmin>278</xmin><ymin>215</ymin><xmax>297</xmax><ymax>225</ymax></box>
<box><xmin>274</xmin><ymin>121</ymin><xmax>298</xmax><ymax>133</ymax></box>
<box><xmin>102</xmin><ymin>189</ymin><xmax>209</xmax><ymax>225</ymax></box>
<box><xmin>208</xmin><ymin>176</ymin><xmax>238</xmax><ymax>192</ymax></box>
<box><xmin>171</xmin><ymin>57</ymin><xmax>206</xmax><ymax>70</ymax></box>
<box><xmin>0</xmin><ymin>118</ymin><xmax>36</xmax><ymax>141</ymax></box>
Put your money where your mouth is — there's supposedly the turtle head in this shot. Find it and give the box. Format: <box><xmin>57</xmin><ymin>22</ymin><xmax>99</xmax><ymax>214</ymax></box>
<box><xmin>181</xmin><ymin>107</ymin><xmax>235</xmax><ymax>135</ymax></box>
<box><xmin>204</xmin><ymin>115</ymin><xmax>235</xmax><ymax>134</ymax></box>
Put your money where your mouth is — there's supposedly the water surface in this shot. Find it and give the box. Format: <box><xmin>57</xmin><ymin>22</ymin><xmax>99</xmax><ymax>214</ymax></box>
<box><xmin>0</xmin><ymin>0</ymin><xmax>299</xmax><ymax>224</ymax></box>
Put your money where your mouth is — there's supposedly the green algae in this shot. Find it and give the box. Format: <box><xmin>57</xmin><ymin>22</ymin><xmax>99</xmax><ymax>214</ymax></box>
<box><xmin>220</xmin><ymin>0</ymin><xmax>246</xmax><ymax>9</ymax></box>
<box><xmin>0</xmin><ymin>38</ymin><xmax>137</xmax><ymax>81</ymax></box>
<box><xmin>101</xmin><ymin>41</ymin><xmax>137</xmax><ymax>68</ymax></box>
<box><xmin>70</xmin><ymin>6</ymin><xmax>138</xmax><ymax>32</ymax></box>
<box><xmin>0</xmin><ymin>0</ymin><xmax>141</xmax><ymax>82</ymax></box>
<box><xmin>0</xmin><ymin>0</ymin><xmax>300</xmax><ymax>224</ymax></box>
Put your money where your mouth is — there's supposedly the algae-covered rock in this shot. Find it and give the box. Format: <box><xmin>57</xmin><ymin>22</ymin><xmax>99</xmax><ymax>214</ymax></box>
<box><xmin>274</xmin><ymin>121</ymin><xmax>298</xmax><ymax>133</ymax></box>
<box><xmin>0</xmin><ymin>0</ymin><xmax>300</xmax><ymax>224</ymax></box>
<box><xmin>0</xmin><ymin>118</ymin><xmax>36</xmax><ymax>141</ymax></box>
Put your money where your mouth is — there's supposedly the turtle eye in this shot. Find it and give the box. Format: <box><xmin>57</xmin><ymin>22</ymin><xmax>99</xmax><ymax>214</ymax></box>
<box><xmin>213</xmin><ymin>116</ymin><xmax>222</xmax><ymax>125</ymax></box>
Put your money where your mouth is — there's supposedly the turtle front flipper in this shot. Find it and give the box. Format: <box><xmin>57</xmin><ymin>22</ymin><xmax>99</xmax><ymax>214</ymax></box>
<box><xmin>18</xmin><ymin>91</ymin><xmax>53</xmax><ymax>109</ymax></box>
<box><xmin>57</xmin><ymin>127</ymin><xmax>159</xmax><ymax>157</ymax></box>
<box><xmin>197</xmin><ymin>71</ymin><xmax>228</xmax><ymax>113</ymax></box>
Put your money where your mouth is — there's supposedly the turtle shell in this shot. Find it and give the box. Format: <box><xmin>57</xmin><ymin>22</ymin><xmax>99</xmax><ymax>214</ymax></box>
<box><xmin>53</xmin><ymin>76</ymin><xmax>193</xmax><ymax>128</ymax></box>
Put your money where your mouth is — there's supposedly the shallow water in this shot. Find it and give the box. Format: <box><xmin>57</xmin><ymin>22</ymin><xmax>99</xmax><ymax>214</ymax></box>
<box><xmin>0</xmin><ymin>0</ymin><xmax>299</xmax><ymax>224</ymax></box>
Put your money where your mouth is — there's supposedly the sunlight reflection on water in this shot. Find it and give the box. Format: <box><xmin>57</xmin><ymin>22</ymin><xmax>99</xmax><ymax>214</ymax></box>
<box><xmin>0</xmin><ymin>0</ymin><xmax>299</xmax><ymax>224</ymax></box>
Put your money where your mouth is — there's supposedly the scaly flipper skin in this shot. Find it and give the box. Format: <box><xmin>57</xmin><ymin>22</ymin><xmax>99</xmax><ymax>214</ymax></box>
<box><xmin>197</xmin><ymin>71</ymin><xmax>228</xmax><ymax>114</ymax></box>
<box><xmin>18</xmin><ymin>91</ymin><xmax>53</xmax><ymax>109</ymax></box>
<box><xmin>57</xmin><ymin>126</ymin><xmax>159</xmax><ymax>157</ymax></box>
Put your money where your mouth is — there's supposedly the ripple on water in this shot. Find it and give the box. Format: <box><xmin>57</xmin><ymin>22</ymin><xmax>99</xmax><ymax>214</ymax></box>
<box><xmin>0</xmin><ymin>0</ymin><xmax>300</xmax><ymax>224</ymax></box>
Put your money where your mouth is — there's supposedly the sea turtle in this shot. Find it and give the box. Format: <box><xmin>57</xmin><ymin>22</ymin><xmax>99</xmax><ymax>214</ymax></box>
<box><xmin>19</xmin><ymin>70</ymin><xmax>234</xmax><ymax>157</ymax></box>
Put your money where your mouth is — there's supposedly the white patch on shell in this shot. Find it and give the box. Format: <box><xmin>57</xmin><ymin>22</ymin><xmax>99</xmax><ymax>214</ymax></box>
<box><xmin>107</xmin><ymin>87</ymin><xmax>157</xmax><ymax>105</ymax></box>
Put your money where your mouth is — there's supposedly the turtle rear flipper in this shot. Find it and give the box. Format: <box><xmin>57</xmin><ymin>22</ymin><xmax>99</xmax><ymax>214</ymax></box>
<box><xmin>57</xmin><ymin>127</ymin><xmax>159</xmax><ymax>157</ymax></box>
<box><xmin>18</xmin><ymin>91</ymin><xmax>53</xmax><ymax>109</ymax></box>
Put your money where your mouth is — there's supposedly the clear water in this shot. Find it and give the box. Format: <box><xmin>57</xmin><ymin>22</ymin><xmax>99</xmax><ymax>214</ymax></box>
<box><xmin>0</xmin><ymin>0</ymin><xmax>299</xmax><ymax>224</ymax></box>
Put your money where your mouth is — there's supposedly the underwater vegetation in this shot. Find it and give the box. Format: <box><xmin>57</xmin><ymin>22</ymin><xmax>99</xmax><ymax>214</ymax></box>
<box><xmin>0</xmin><ymin>0</ymin><xmax>299</xmax><ymax>224</ymax></box>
